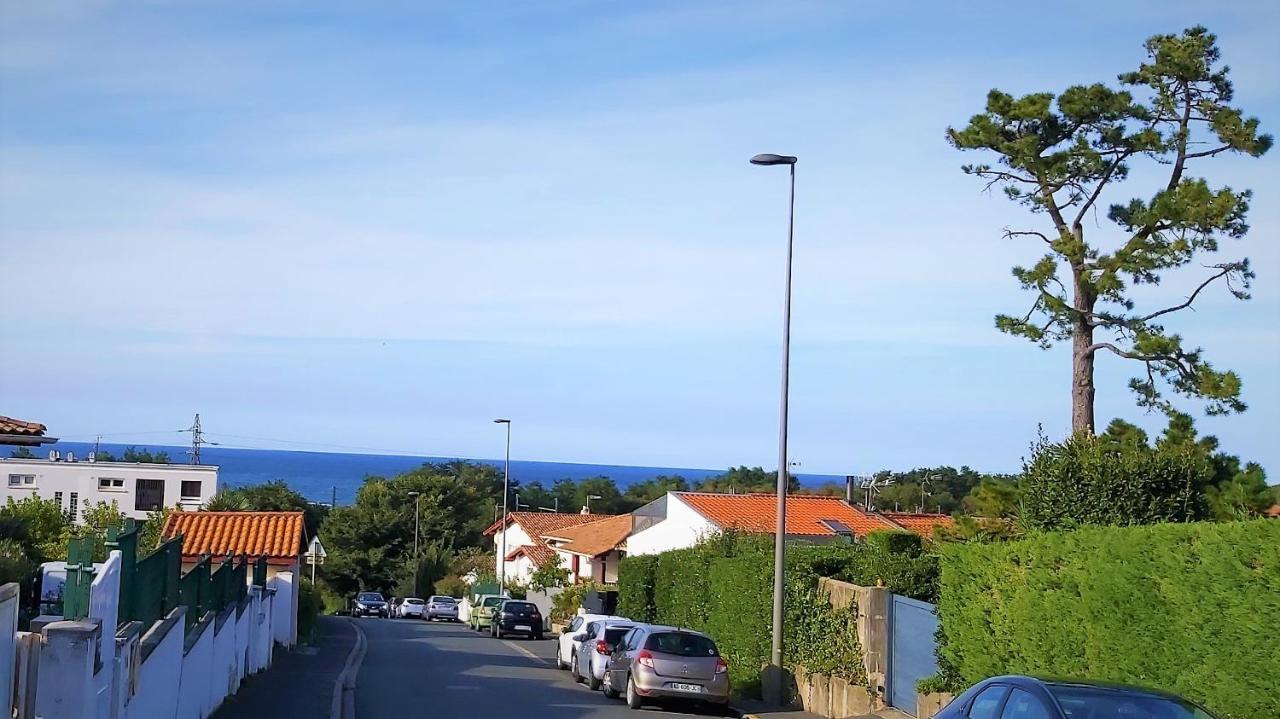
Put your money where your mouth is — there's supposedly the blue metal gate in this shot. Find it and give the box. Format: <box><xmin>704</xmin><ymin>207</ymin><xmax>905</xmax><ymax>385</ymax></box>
<box><xmin>889</xmin><ymin>594</ymin><xmax>939</xmax><ymax>716</ymax></box>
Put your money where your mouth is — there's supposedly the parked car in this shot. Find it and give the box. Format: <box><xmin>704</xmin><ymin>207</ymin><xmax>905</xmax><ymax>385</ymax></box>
<box><xmin>397</xmin><ymin>597</ymin><xmax>426</xmax><ymax>619</ymax></box>
<box><xmin>425</xmin><ymin>595</ymin><xmax>459</xmax><ymax>621</ymax></box>
<box><xmin>352</xmin><ymin>591</ymin><xmax>389</xmax><ymax>618</ymax></box>
<box><xmin>604</xmin><ymin>625</ymin><xmax>729</xmax><ymax>713</ymax></box>
<box><xmin>490</xmin><ymin>599</ymin><xmax>544</xmax><ymax>639</ymax></box>
<box><xmin>556</xmin><ymin>613</ymin><xmax>628</xmax><ymax>670</ymax></box>
<box><xmin>573</xmin><ymin>620</ymin><xmax>635</xmax><ymax>690</ymax></box>
<box><xmin>468</xmin><ymin>594</ymin><xmax>508</xmax><ymax>632</ymax></box>
<box><xmin>935</xmin><ymin>676</ymin><xmax>1219</xmax><ymax>719</ymax></box>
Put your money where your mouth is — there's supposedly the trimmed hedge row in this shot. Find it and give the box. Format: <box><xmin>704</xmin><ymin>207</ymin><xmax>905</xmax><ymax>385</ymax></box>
<box><xmin>617</xmin><ymin>531</ymin><xmax>938</xmax><ymax>695</ymax></box>
<box><xmin>938</xmin><ymin>519</ymin><xmax>1280</xmax><ymax>719</ymax></box>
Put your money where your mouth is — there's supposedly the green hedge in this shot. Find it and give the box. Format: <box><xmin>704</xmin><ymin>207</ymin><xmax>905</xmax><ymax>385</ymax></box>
<box><xmin>617</xmin><ymin>531</ymin><xmax>938</xmax><ymax>696</ymax></box>
<box><xmin>616</xmin><ymin>554</ymin><xmax>658</xmax><ymax>622</ymax></box>
<box><xmin>938</xmin><ymin>520</ymin><xmax>1280</xmax><ymax>719</ymax></box>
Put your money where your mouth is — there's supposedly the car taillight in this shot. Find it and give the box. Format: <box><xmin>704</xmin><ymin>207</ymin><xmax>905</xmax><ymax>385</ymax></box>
<box><xmin>636</xmin><ymin>650</ymin><xmax>654</xmax><ymax>669</ymax></box>
<box><xmin>595</xmin><ymin>640</ymin><xmax>610</xmax><ymax>655</ymax></box>
<box><xmin>715</xmin><ymin>658</ymin><xmax>728</xmax><ymax>675</ymax></box>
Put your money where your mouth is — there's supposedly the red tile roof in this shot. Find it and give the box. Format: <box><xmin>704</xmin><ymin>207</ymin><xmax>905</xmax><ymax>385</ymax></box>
<box><xmin>483</xmin><ymin>511</ymin><xmax>616</xmax><ymax>538</ymax></box>
<box><xmin>1267</xmin><ymin>504</ymin><xmax>1280</xmax><ymax>519</ymax></box>
<box><xmin>675</xmin><ymin>492</ymin><xmax>900</xmax><ymax>538</ymax></box>
<box><xmin>881</xmin><ymin>512</ymin><xmax>956</xmax><ymax>537</ymax></box>
<box><xmin>505</xmin><ymin>542</ymin><xmax>558</xmax><ymax>567</ymax></box>
<box><xmin>542</xmin><ymin>515</ymin><xmax>633</xmax><ymax>557</ymax></box>
<box><xmin>0</xmin><ymin>416</ymin><xmax>46</xmax><ymax>436</ymax></box>
<box><xmin>162</xmin><ymin>511</ymin><xmax>305</xmax><ymax>565</ymax></box>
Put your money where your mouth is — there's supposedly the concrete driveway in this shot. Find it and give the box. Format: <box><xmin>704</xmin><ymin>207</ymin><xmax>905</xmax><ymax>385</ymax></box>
<box><xmin>355</xmin><ymin>615</ymin><xmax>724</xmax><ymax>718</ymax></box>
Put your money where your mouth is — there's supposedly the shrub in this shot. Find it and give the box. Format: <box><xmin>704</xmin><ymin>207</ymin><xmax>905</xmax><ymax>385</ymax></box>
<box><xmin>1021</xmin><ymin>432</ymin><xmax>1211</xmax><ymax>529</ymax></box>
<box><xmin>705</xmin><ymin>554</ymin><xmax>773</xmax><ymax>692</ymax></box>
<box><xmin>616</xmin><ymin>554</ymin><xmax>658</xmax><ymax>622</ymax></box>
<box><xmin>865</xmin><ymin>530</ymin><xmax>922</xmax><ymax>557</ymax></box>
<box><xmin>550</xmin><ymin>581</ymin><xmax>604</xmax><ymax>624</ymax></box>
<box><xmin>297</xmin><ymin>580</ymin><xmax>324</xmax><ymax>643</ymax></box>
<box><xmin>938</xmin><ymin>520</ymin><xmax>1280</xmax><ymax>719</ymax></box>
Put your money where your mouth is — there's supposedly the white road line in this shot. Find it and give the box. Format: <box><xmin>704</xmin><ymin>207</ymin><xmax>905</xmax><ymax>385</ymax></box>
<box><xmin>502</xmin><ymin>639</ymin><xmax>550</xmax><ymax>665</ymax></box>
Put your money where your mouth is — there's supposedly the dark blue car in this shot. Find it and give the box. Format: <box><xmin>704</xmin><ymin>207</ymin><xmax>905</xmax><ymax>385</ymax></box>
<box><xmin>934</xmin><ymin>676</ymin><xmax>1217</xmax><ymax>719</ymax></box>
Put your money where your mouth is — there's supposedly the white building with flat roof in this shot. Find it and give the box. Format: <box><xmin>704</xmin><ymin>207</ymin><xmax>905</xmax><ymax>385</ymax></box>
<box><xmin>1</xmin><ymin>455</ymin><xmax>217</xmax><ymax>520</ymax></box>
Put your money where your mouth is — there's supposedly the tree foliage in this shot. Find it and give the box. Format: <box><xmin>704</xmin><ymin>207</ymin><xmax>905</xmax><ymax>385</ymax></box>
<box><xmin>320</xmin><ymin>462</ymin><xmax>501</xmax><ymax>597</ymax></box>
<box><xmin>214</xmin><ymin>480</ymin><xmax>329</xmax><ymax>539</ymax></box>
<box><xmin>949</xmin><ymin>26</ymin><xmax>1271</xmax><ymax>431</ymax></box>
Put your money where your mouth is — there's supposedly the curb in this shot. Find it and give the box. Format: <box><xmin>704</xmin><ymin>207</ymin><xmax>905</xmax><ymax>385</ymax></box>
<box><xmin>331</xmin><ymin>617</ymin><xmax>368</xmax><ymax>719</ymax></box>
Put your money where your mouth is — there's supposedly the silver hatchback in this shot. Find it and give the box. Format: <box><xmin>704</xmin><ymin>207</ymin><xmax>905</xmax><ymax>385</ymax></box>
<box><xmin>604</xmin><ymin>625</ymin><xmax>730</xmax><ymax>713</ymax></box>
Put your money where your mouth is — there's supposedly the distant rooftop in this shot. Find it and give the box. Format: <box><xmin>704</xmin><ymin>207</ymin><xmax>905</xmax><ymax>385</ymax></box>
<box><xmin>0</xmin><ymin>415</ymin><xmax>58</xmax><ymax>447</ymax></box>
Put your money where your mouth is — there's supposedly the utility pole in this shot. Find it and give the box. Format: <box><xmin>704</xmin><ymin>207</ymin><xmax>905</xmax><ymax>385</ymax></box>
<box><xmin>182</xmin><ymin>413</ymin><xmax>217</xmax><ymax>465</ymax></box>
<box><xmin>94</xmin><ymin>435</ymin><xmax>102</xmax><ymax>458</ymax></box>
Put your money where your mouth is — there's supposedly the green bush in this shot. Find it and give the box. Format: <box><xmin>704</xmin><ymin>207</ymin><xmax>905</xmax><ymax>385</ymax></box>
<box><xmin>1021</xmin><ymin>433</ymin><xmax>1211</xmax><ymax>529</ymax></box>
<box><xmin>938</xmin><ymin>520</ymin><xmax>1280</xmax><ymax>719</ymax></box>
<box><xmin>865</xmin><ymin>530</ymin><xmax>923</xmax><ymax>557</ymax></box>
<box><xmin>297</xmin><ymin>580</ymin><xmax>324</xmax><ymax>643</ymax></box>
<box><xmin>622</xmin><ymin>531</ymin><xmax>935</xmax><ymax>697</ymax></box>
<box><xmin>617</xmin><ymin>554</ymin><xmax>658</xmax><ymax>622</ymax></box>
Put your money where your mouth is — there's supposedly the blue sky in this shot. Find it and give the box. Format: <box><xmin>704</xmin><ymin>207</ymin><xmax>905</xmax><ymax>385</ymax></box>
<box><xmin>2</xmin><ymin>1</ymin><xmax>1277</xmax><ymax>476</ymax></box>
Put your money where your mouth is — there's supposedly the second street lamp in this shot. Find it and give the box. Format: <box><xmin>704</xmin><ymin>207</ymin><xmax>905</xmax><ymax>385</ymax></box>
<box><xmin>751</xmin><ymin>151</ymin><xmax>798</xmax><ymax>703</ymax></box>
<box><xmin>408</xmin><ymin>491</ymin><xmax>421</xmax><ymax>596</ymax></box>
<box><xmin>494</xmin><ymin>418</ymin><xmax>512</xmax><ymax>588</ymax></box>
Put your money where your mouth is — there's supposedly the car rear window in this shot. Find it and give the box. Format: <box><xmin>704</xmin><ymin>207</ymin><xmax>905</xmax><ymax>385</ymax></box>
<box><xmin>503</xmin><ymin>602</ymin><xmax>537</xmax><ymax>612</ymax></box>
<box><xmin>358</xmin><ymin>593</ymin><xmax>383</xmax><ymax>601</ymax></box>
<box><xmin>645</xmin><ymin>632</ymin><xmax>718</xmax><ymax>657</ymax></box>
<box><xmin>429</xmin><ymin>596</ymin><xmax>455</xmax><ymax>603</ymax></box>
<box><xmin>482</xmin><ymin>597</ymin><xmax>505</xmax><ymax>607</ymax></box>
<box><xmin>406</xmin><ymin>599</ymin><xmax>424</xmax><ymax>605</ymax></box>
<box><xmin>1047</xmin><ymin>685</ymin><xmax>1216</xmax><ymax>719</ymax></box>
<box><xmin>603</xmin><ymin>627</ymin><xmax>633</xmax><ymax>645</ymax></box>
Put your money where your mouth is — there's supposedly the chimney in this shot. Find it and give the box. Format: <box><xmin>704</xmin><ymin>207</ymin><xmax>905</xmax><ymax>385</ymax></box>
<box><xmin>845</xmin><ymin>475</ymin><xmax>855</xmax><ymax>505</ymax></box>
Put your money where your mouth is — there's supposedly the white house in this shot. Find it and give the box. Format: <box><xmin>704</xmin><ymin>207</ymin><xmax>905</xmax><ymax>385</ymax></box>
<box><xmin>1</xmin><ymin>455</ymin><xmax>218</xmax><ymax>521</ymax></box>
<box><xmin>484</xmin><ymin>511</ymin><xmax>618</xmax><ymax>585</ymax></box>
<box><xmin>540</xmin><ymin>514</ymin><xmax>632</xmax><ymax>584</ymax></box>
<box><xmin>626</xmin><ymin>491</ymin><xmax>950</xmax><ymax>556</ymax></box>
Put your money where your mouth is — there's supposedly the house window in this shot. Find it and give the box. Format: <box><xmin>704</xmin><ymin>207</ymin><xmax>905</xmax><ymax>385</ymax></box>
<box><xmin>7</xmin><ymin>474</ymin><xmax>35</xmax><ymax>487</ymax></box>
<box><xmin>135</xmin><ymin>479</ymin><xmax>165</xmax><ymax>512</ymax></box>
<box><xmin>180</xmin><ymin>480</ymin><xmax>202</xmax><ymax>501</ymax></box>
<box><xmin>98</xmin><ymin>477</ymin><xmax>125</xmax><ymax>491</ymax></box>
<box><xmin>69</xmin><ymin>492</ymin><xmax>79</xmax><ymax>520</ymax></box>
<box><xmin>54</xmin><ymin>491</ymin><xmax>63</xmax><ymax>509</ymax></box>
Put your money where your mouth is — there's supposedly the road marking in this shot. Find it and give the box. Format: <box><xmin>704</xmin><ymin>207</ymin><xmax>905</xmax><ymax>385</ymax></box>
<box><xmin>502</xmin><ymin>639</ymin><xmax>550</xmax><ymax>666</ymax></box>
<box><xmin>332</xmin><ymin>617</ymin><xmax>368</xmax><ymax>719</ymax></box>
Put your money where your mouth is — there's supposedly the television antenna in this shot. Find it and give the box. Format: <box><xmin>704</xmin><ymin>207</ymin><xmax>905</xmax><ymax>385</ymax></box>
<box><xmin>859</xmin><ymin>475</ymin><xmax>895</xmax><ymax>511</ymax></box>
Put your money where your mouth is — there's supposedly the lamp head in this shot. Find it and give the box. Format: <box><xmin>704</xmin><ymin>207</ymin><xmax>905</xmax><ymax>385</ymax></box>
<box><xmin>493</xmin><ymin>418</ymin><xmax>511</xmax><ymax>424</ymax></box>
<box><xmin>750</xmin><ymin>153</ymin><xmax>797</xmax><ymax>166</ymax></box>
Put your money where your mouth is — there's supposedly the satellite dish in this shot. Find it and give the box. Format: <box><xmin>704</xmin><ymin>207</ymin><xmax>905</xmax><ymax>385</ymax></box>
<box><xmin>88</xmin><ymin>453</ymin><xmax>96</xmax><ymax>463</ymax></box>
<box><xmin>49</xmin><ymin>450</ymin><xmax>58</xmax><ymax>461</ymax></box>
<box><xmin>66</xmin><ymin>452</ymin><xmax>75</xmax><ymax>462</ymax></box>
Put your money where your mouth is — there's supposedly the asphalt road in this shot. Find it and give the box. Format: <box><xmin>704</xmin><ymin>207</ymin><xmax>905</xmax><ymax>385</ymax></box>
<box><xmin>355</xmin><ymin>616</ymin><xmax>723</xmax><ymax>718</ymax></box>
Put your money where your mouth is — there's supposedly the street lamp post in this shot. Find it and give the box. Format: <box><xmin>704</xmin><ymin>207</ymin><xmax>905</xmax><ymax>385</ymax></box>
<box><xmin>585</xmin><ymin>494</ymin><xmax>603</xmax><ymax>514</ymax></box>
<box><xmin>751</xmin><ymin>152</ymin><xmax>798</xmax><ymax>702</ymax></box>
<box><xmin>494</xmin><ymin>419</ymin><xmax>512</xmax><ymax>588</ymax></box>
<box><xmin>408</xmin><ymin>491</ymin><xmax>421</xmax><ymax>595</ymax></box>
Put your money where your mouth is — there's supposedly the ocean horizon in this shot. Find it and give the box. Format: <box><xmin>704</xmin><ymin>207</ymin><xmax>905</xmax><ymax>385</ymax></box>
<box><xmin>30</xmin><ymin>441</ymin><xmax>842</xmax><ymax>507</ymax></box>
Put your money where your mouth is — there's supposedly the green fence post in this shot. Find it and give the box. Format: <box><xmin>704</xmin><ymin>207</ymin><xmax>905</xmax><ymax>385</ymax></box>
<box><xmin>62</xmin><ymin>537</ymin><xmax>96</xmax><ymax>621</ymax></box>
<box><xmin>164</xmin><ymin>535</ymin><xmax>182</xmax><ymax>615</ymax></box>
<box><xmin>106</xmin><ymin>520</ymin><xmax>139</xmax><ymax>627</ymax></box>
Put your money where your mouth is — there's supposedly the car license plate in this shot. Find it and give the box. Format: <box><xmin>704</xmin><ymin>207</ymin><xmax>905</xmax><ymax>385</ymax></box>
<box><xmin>670</xmin><ymin>683</ymin><xmax>702</xmax><ymax>693</ymax></box>
<box><xmin>515</xmin><ymin>625</ymin><xmax>531</xmax><ymax>631</ymax></box>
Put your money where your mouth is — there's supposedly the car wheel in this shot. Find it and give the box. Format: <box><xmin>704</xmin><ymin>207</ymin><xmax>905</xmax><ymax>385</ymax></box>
<box><xmin>626</xmin><ymin>677</ymin><xmax>643</xmax><ymax>710</ymax></box>
<box><xmin>533</xmin><ymin>632</ymin><xmax>544</xmax><ymax>641</ymax></box>
<box><xmin>588</xmin><ymin>672</ymin><xmax>602</xmax><ymax>691</ymax></box>
<box><xmin>556</xmin><ymin>649</ymin><xmax>567</xmax><ymax>670</ymax></box>
<box><xmin>571</xmin><ymin>655</ymin><xmax>583</xmax><ymax>684</ymax></box>
<box><xmin>602</xmin><ymin>677</ymin><xmax>619</xmax><ymax>699</ymax></box>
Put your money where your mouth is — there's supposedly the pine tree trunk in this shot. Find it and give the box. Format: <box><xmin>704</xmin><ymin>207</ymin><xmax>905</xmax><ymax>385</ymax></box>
<box><xmin>1071</xmin><ymin>264</ymin><xmax>1096</xmax><ymax>434</ymax></box>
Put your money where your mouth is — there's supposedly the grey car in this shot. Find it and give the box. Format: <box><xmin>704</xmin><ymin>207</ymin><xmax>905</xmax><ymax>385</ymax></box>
<box><xmin>604</xmin><ymin>625</ymin><xmax>730</xmax><ymax>713</ymax></box>
<box><xmin>573</xmin><ymin>620</ymin><xmax>635</xmax><ymax>691</ymax></box>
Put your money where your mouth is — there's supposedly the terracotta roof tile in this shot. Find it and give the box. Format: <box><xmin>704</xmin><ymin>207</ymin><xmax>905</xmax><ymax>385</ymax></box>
<box><xmin>675</xmin><ymin>492</ymin><xmax>901</xmax><ymax>538</ymax></box>
<box><xmin>542</xmin><ymin>515</ymin><xmax>632</xmax><ymax>557</ymax></box>
<box><xmin>483</xmin><ymin>511</ymin><xmax>616</xmax><ymax>538</ymax></box>
<box><xmin>162</xmin><ymin>511</ymin><xmax>305</xmax><ymax>563</ymax></box>
<box><xmin>0</xmin><ymin>416</ymin><xmax>46</xmax><ymax>436</ymax></box>
<box><xmin>881</xmin><ymin>512</ymin><xmax>956</xmax><ymax>537</ymax></box>
<box><xmin>505</xmin><ymin>542</ymin><xmax>557</xmax><ymax>567</ymax></box>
